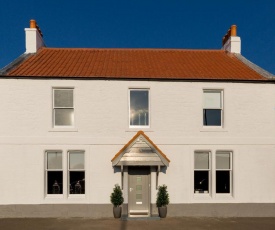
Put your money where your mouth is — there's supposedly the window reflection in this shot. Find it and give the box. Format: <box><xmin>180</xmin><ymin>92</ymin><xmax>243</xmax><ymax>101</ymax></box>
<box><xmin>130</xmin><ymin>90</ymin><xmax>149</xmax><ymax>126</ymax></box>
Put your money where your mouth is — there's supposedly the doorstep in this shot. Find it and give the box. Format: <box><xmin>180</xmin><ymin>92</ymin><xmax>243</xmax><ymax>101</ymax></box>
<box><xmin>121</xmin><ymin>214</ymin><xmax>160</xmax><ymax>221</ymax></box>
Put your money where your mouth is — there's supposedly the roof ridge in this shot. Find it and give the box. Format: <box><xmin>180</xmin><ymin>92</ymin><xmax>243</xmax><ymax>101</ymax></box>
<box><xmin>40</xmin><ymin>47</ymin><xmax>224</xmax><ymax>52</ymax></box>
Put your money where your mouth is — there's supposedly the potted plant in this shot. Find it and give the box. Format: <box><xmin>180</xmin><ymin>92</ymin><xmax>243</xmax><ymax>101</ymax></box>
<box><xmin>156</xmin><ymin>184</ymin><xmax>169</xmax><ymax>218</ymax></box>
<box><xmin>110</xmin><ymin>184</ymin><xmax>124</xmax><ymax>218</ymax></box>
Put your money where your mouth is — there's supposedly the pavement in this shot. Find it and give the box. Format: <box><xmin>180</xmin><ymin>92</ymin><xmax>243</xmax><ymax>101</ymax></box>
<box><xmin>0</xmin><ymin>217</ymin><xmax>275</xmax><ymax>230</ymax></box>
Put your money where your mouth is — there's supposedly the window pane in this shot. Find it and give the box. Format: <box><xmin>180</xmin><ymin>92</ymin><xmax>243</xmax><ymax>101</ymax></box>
<box><xmin>69</xmin><ymin>171</ymin><xmax>85</xmax><ymax>194</ymax></box>
<box><xmin>194</xmin><ymin>171</ymin><xmax>209</xmax><ymax>193</ymax></box>
<box><xmin>54</xmin><ymin>89</ymin><xmax>73</xmax><ymax>107</ymax></box>
<box><xmin>203</xmin><ymin>109</ymin><xmax>221</xmax><ymax>126</ymax></box>
<box><xmin>55</xmin><ymin>109</ymin><xmax>74</xmax><ymax>126</ymax></box>
<box><xmin>69</xmin><ymin>152</ymin><xmax>84</xmax><ymax>169</ymax></box>
<box><xmin>216</xmin><ymin>171</ymin><xmax>230</xmax><ymax>193</ymax></box>
<box><xmin>130</xmin><ymin>90</ymin><xmax>149</xmax><ymax>126</ymax></box>
<box><xmin>216</xmin><ymin>153</ymin><xmax>230</xmax><ymax>169</ymax></box>
<box><xmin>47</xmin><ymin>152</ymin><xmax>62</xmax><ymax>169</ymax></box>
<box><xmin>203</xmin><ymin>91</ymin><xmax>221</xmax><ymax>108</ymax></box>
<box><xmin>47</xmin><ymin>171</ymin><xmax>63</xmax><ymax>194</ymax></box>
<box><xmin>195</xmin><ymin>152</ymin><xmax>209</xmax><ymax>169</ymax></box>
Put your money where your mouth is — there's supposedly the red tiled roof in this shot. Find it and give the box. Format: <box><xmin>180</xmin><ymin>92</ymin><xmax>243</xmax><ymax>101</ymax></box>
<box><xmin>7</xmin><ymin>47</ymin><xmax>267</xmax><ymax>80</ymax></box>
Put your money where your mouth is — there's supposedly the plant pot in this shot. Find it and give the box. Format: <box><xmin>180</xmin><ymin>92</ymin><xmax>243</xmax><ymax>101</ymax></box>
<box><xmin>113</xmin><ymin>206</ymin><xmax>122</xmax><ymax>218</ymax></box>
<box><xmin>158</xmin><ymin>206</ymin><xmax>167</xmax><ymax>218</ymax></box>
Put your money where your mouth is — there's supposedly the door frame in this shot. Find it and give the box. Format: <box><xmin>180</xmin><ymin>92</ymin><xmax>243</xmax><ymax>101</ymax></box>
<box><xmin>128</xmin><ymin>166</ymin><xmax>151</xmax><ymax>217</ymax></box>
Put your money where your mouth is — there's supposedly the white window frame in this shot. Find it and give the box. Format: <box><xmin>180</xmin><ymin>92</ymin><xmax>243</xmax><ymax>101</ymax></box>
<box><xmin>68</xmin><ymin>150</ymin><xmax>85</xmax><ymax>196</ymax></box>
<box><xmin>45</xmin><ymin>150</ymin><xmax>63</xmax><ymax>197</ymax></box>
<box><xmin>129</xmin><ymin>88</ymin><xmax>150</xmax><ymax>128</ymax></box>
<box><xmin>194</xmin><ymin>151</ymin><xmax>211</xmax><ymax>195</ymax></box>
<box><xmin>215</xmin><ymin>151</ymin><xmax>233</xmax><ymax>195</ymax></box>
<box><xmin>203</xmin><ymin>89</ymin><xmax>223</xmax><ymax>128</ymax></box>
<box><xmin>52</xmin><ymin>88</ymin><xmax>75</xmax><ymax>128</ymax></box>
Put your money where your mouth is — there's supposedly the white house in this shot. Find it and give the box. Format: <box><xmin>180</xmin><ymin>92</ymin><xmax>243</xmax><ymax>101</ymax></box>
<box><xmin>0</xmin><ymin>20</ymin><xmax>275</xmax><ymax>218</ymax></box>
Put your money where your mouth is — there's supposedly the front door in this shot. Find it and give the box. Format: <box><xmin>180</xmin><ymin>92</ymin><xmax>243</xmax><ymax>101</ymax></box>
<box><xmin>128</xmin><ymin>167</ymin><xmax>150</xmax><ymax>217</ymax></box>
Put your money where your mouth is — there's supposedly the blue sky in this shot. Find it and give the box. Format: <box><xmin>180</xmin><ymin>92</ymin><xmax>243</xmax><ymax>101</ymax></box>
<box><xmin>0</xmin><ymin>0</ymin><xmax>274</xmax><ymax>74</ymax></box>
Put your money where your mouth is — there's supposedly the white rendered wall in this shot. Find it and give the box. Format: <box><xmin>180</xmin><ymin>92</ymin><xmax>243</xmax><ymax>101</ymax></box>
<box><xmin>0</xmin><ymin>79</ymin><xmax>275</xmax><ymax>205</ymax></box>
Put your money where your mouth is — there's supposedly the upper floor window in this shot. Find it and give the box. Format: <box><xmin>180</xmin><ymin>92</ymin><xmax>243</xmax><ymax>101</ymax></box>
<box><xmin>129</xmin><ymin>89</ymin><xmax>149</xmax><ymax>128</ymax></box>
<box><xmin>203</xmin><ymin>90</ymin><xmax>223</xmax><ymax>127</ymax></box>
<box><xmin>53</xmin><ymin>88</ymin><xmax>74</xmax><ymax>127</ymax></box>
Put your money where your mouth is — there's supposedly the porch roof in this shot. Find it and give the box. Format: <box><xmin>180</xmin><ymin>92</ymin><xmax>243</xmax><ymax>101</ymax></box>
<box><xmin>111</xmin><ymin>131</ymin><xmax>170</xmax><ymax>167</ymax></box>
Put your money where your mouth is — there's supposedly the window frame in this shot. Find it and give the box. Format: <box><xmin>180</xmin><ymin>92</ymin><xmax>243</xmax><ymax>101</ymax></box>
<box><xmin>194</xmin><ymin>151</ymin><xmax>211</xmax><ymax>194</ymax></box>
<box><xmin>45</xmin><ymin>150</ymin><xmax>63</xmax><ymax>196</ymax></box>
<box><xmin>68</xmin><ymin>150</ymin><xmax>85</xmax><ymax>196</ymax></box>
<box><xmin>128</xmin><ymin>88</ymin><xmax>150</xmax><ymax>128</ymax></box>
<box><xmin>52</xmin><ymin>88</ymin><xmax>75</xmax><ymax>128</ymax></box>
<box><xmin>203</xmin><ymin>89</ymin><xmax>223</xmax><ymax>128</ymax></box>
<box><xmin>215</xmin><ymin>151</ymin><xmax>233</xmax><ymax>195</ymax></box>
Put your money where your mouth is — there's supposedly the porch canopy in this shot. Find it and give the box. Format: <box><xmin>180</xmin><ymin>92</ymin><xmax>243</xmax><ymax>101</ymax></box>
<box><xmin>111</xmin><ymin>131</ymin><xmax>170</xmax><ymax>167</ymax></box>
<box><xmin>111</xmin><ymin>131</ymin><xmax>170</xmax><ymax>189</ymax></box>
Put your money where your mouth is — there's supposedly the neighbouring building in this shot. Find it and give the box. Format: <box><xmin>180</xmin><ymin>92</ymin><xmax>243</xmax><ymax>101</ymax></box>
<box><xmin>0</xmin><ymin>20</ymin><xmax>274</xmax><ymax>218</ymax></box>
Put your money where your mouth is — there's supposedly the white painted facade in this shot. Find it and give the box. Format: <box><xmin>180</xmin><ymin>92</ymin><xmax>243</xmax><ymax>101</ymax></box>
<box><xmin>0</xmin><ymin>78</ymin><xmax>275</xmax><ymax>214</ymax></box>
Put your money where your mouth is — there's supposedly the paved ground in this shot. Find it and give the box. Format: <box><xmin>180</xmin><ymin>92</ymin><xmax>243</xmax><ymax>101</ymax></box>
<box><xmin>0</xmin><ymin>217</ymin><xmax>275</xmax><ymax>230</ymax></box>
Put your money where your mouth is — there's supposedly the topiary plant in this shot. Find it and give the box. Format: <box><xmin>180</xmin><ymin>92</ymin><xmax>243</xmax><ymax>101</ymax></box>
<box><xmin>110</xmin><ymin>184</ymin><xmax>124</xmax><ymax>207</ymax></box>
<box><xmin>156</xmin><ymin>184</ymin><xmax>169</xmax><ymax>208</ymax></box>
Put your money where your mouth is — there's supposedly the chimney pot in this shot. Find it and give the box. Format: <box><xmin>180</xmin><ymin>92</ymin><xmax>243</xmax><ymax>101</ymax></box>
<box><xmin>30</xmin><ymin>19</ymin><xmax>36</xmax><ymax>28</ymax></box>
<box><xmin>230</xmin><ymin>25</ymin><xmax>237</xmax><ymax>36</ymax></box>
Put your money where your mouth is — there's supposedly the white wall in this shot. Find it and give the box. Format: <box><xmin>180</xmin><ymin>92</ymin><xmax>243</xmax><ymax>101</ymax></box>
<box><xmin>0</xmin><ymin>79</ymin><xmax>275</xmax><ymax>204</ymax></box>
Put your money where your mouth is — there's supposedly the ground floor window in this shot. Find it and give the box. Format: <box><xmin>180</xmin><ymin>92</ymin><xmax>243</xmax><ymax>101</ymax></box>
<box><xmin>45</xmin><ymin>150</ymin><xmax>85</xmax><ymax>196</ymax></box>
<box><xmin>194</xmin><ymin>152</ymin><xmax>210</xmax><ymax>193</ymax></box>
<box><xmin>194</xmin><ymin>150</ymin><xmax>233</xmax><ymax>196</ymax></box>
<box><xmin>68</xmin><ymin>151</ymin><xmax>85</xmax><ymax>194</ymax></box>
<box><xmin>216</xmin><ymin>152</ymin><xmax>232</xmax><ymax>194</ymax></box>
<box><xmin>46</xmin><ymin>151</ymin><xmax>63</xmax><ymax>194</ymax></box>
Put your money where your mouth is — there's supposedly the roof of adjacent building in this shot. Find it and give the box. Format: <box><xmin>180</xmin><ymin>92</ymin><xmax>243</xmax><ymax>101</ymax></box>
<box><xmin>1</xmin><ymin>47</ymin><xmax>273</xmax><ymax>81</ymax></box>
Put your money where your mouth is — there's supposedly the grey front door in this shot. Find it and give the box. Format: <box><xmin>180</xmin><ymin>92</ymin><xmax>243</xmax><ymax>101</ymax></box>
<box><xmin>128</xmin><ymin>167</ymin><xmax>150</xmax><ymax>217</ymax></box>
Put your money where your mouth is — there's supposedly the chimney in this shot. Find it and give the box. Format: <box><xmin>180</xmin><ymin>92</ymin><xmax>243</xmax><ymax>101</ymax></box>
<box><xmin>222</xmin><ymin>25</ymin><xmax>241</xmax><ymax>54</ymax></box>
<box><xmin>25</xmin><ymin>19</ymin><xmax>45</xmax><ymax>53</ymax></box>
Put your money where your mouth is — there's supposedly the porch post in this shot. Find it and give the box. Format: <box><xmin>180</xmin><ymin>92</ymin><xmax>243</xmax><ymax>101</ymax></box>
<box><xmin>156</xmin><ymin>165</ymin><xmax>160</xmax><ymax>189</ymax></box>
<box><xmin>121</xmin><ymin>165</ymin><xmax>124</xmax><ymax>189</ymax></box>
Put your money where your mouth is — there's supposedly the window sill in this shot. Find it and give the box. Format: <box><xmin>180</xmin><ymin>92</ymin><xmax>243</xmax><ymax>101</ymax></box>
<box><xmin>193</xmin><ymin>193</ymin><xmax>212</xmax><ymax>199</ymax></box>
<box><xmin>45</xmin><ymin>194</ymin><xmax>64</xmax><ymax>199</ymax></box>
<box><xmin>200</xmin><ymin>127</ymin><xmax>227</xmax><ymax>132</ymax></box>
<box><xmin>68</xmin><ymin>194</ymin><xmax>86</xmax><ymax>199</ymax></box>
<box><xmin>49</xmin><ymin>127</ymin><xmax>78</xmax><ymax>132</ymax></box>
<box><xmin>215</xmin><ymin>193</ymin><xmax>234</xmax><ymax>200</ymax></box>
<box><xmin>126</xmin><ymin>128</ymin><xmax>154</xmax><ymax>132</ymax></box>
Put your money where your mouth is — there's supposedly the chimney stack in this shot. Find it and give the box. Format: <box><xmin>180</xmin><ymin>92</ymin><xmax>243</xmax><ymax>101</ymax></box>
<box><xmin>25</xmin><ymin>19</ymin><xmax>45</xmax><ymax>53</ymax></box>
<box><xmin>222</xmin><ymin>25</ymin><xmax>241</xmax><ymax>54</ymax></box>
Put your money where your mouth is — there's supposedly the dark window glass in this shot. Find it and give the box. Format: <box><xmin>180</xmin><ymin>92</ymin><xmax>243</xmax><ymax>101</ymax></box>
<box><xmin>216</xmin><ymin>171</ymin><xmax>230</xmax><ymax>193</ymax></box>
<box><xmin>203</xmin><ymin>109</ymin><xmax>221</xmax><ymax>126</ymax></box>
<box><xmin>47</xmin><ymin>171</ymin><xmax>63</xmax><ymax>194</ymax></box>
<box><xmin>130</xmin><ymin>90</ymin><xmax>149</xmax><ymax>126</ymax></box>
<box><xmin>194</xmin><ymin>171</ymin><xmax>209</xmax><ymax>193</ymax></box>
<box><xmin>69</xmin><ymin>171</ymin><xmax>85</xmax><ymax>194</ymax></box>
